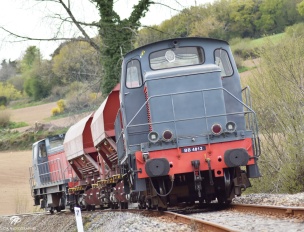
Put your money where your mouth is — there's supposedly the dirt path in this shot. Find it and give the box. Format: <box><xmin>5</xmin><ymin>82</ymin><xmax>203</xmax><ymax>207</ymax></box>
<box><xmin>8</xmin><ymin>102</ymin><xmax>57</xmax><ymax>125</ymax></box>
<box><xmin>0</xmin><ymin>150</ymin><xmax>35</xmax><ymax>215</ymax></box>
<box><xmin>8</xmin><ymin>102</ymin><xmax>90</xmax><ymax>132</ymax></box>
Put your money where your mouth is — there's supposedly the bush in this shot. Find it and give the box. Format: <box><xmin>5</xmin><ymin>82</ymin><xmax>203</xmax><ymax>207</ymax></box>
<box><xmin>233</xmin><ymin>54</ymin><xmax>244</xmax><ymax>70</ymax></box>
<box><xmin>24</xmin><ymin>76</ymin><xmax>51</xmax><ymax>101</ymax></box>
<box><xmin>0</xmin><ymin>96</ymin><xmax>7</xmax><ymax>106</ymax></box>
<box><xmin>0</xmin><ymin>82</ymin><xmax>23</xmax><ymax>102</ymax></box>
<box><xmin>285</xmin><ymin>23</ymin><xmax>304</xmax><ymax>38</ymax></box>
<box><xmin>8</xmin><ymin>76</ymin><xmax>25</xmax><ymax>92</ymax></box>
<box><xmin>0</xmin><ymin>109</ymin><xmax>11</xmax><ymax>127</ymax></box>
<box><xmin>51</xmin><ymin>99</ymin><xmax>66</xmax><ymax>116</ymax></box>
<box><xmin>57</xmin><ymin>99</ymin><xmax>65</xmax><ymax>112</ymax></box>
<box><xmin>247</xmin><ymin>36</ymin><xmax>304</xmax><ymax>194</ymax></box>
<box><xmin>51</xmin><ymin>85</ymin><xmax>69</xmax><ymax>100</ymax></box>
<box><xmin>230</xmin><ymin>37</ymin><xmax>259</xmax><ymax>59</ymax></box>
<box><xmin>51</xmin><ymin>107</ymin><xmax>60</xmax><ymax>116</ymax></box>
<box><xmin>65</xmin><ymin>81</ymin><xmax>97</xmax><ymax>112</ymax></box>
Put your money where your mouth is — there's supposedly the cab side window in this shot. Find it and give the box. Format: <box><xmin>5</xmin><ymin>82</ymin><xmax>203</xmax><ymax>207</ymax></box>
<box><xmin>38</xmin><ymin>143</ymin><xmax>47</xmax><ymax>158</ymax></box>
<box><xmin>126</xmin><ymin>59</ymin><xmax>142</xmax><ymax>88</ymax></box>
<box><xmin>214</xmin><ymin>49</ymin><xmax>233</xmax><ymax>77</ymax></box>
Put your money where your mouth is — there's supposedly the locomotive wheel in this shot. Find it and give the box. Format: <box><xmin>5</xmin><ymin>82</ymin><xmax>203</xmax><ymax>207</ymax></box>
<box><xmin>147</xmin><ymin>199</ymin><xmax>156</xmax><ymax>210</ymax></box>
<box><xmin>120</xmin><ymin>202</ymin><xmax>128</xmax><ymax>209</ymax></box>
<box><xmin>157</xmin><ymin>206</ymin><xmax>167</xmax><ymax>211</ymax></box>
<box><xmin>217</xmin><ymin>169</ymin><xmax>233</xmax><ymax>204</ymax></box>
<box><xmin>110</xmin><ymin>203</ymin><xmax>118</xmax><ymax>209</ymax></box>
<box><xmin>55</xmin><ymin>206</ymin><xmax>61</xmax><ymax>213</ymax></box>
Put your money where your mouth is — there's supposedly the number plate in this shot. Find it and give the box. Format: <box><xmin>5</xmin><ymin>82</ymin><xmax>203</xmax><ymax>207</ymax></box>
<box><xmin>181</xmin><ymin>145</ymin><xmax>206</xmax><ymax>153</ymax></box>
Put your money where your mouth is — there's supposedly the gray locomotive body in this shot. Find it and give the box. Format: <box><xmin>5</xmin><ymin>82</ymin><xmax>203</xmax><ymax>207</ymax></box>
<box><xmin>116</xmin><ymin>37</ymin><xmax>260</xmax><ymax>208</ymax></box>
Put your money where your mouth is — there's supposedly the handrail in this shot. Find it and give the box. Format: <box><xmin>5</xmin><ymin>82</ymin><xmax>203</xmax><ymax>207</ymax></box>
<box><xmin>126</xmin><ymin>87</ymin><xmax>256</xmax><ymax>128</ymax></box>
<box><xmin>124</xmin><ymin>86</ymin><xmax>261</xmax><ymax>157</ymax></box>
<box><xmin>242</xmin><ymin>86</ymin><xmax>261</xmax><ymax>157</ymax></box>
<box><xmin>30</xmin><ymin>158</ymin><xmax>69</xmax><ymax>187</ymax></box>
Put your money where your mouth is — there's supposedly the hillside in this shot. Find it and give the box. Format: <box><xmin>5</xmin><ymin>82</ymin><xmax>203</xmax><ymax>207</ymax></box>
<box><xmin>7</xmin><ymin>102</ymin><xmax>90</xmax><ymax>132</ymax></box>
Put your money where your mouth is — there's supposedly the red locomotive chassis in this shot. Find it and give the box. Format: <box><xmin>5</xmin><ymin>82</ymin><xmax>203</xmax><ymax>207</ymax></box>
<box><xmin>135</xmin><ymin>138</ymin><xmax>255</xmax><ymax>178</ymax></box>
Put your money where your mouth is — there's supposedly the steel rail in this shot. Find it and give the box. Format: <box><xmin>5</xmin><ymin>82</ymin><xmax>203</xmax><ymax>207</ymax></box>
<box><xmin>0</xmin><ymin>211</ymin><xmax>49</xmax><ymax>218</ymax></box>
<box><xmin>231</xmin><ymin>203</ymin><xmax>304</xmax><ymax>218</ymax></box>
<box><xmin>161</xmin><ymin>210</ymin><xmax>238</xmax><ymax>232</ymax></box>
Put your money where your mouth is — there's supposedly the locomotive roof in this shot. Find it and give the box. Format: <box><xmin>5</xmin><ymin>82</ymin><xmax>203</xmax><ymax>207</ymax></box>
<box><xmin>124</xmin><ymin>37</ymin><xmax>229</xmax><ymax>58</ymax></box>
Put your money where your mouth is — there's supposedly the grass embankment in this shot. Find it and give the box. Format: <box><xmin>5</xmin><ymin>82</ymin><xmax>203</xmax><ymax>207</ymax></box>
<box><xmin>0</xmin><ymin>128</ymin><xmax>68</xmax><ymax>151</ymax></box>
<box><xmin>232</xmin><ymin>33</ymin><xmax>285</xmax><ymax>73</ymax></box>
<box><xmin>0</xmin><ymin>102</ymin><xmax>69</xmax><ymax>151</ymax></box>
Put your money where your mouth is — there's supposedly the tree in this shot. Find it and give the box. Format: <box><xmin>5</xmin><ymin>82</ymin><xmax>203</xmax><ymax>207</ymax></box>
<box><xmin>21</xmin><ymin>46</ymin><xmax>52</xmax><ymax>100</ymax></box>
<box><xmin>297</xmin><ymin>0</ymin><xmax>304</xmax><ymax>16</ymax></box>
<box><xmin>0</xmin><ymin>59</ymin><xmax>17</xmax><ymax>82</ymax></box>
<box><xmin>20</xmin><ymin>46</ymin><xmax>41</xmax><ymax>72</ymax></box>
<box><xmin>94</xmin><ymin>0</ymin><xmax>153</xmax><ymax>94</ymax></box>
<box><xmin>190</xmin><ymin>15</ymin><xmax>225</xmax><ymax>39</ymax></box>
<box><xmin>283</xmin><ymin>0</ymin><xmax>304</xmax><ymax>25</ymax></box>
<box><xmin>52</xmin><ymin>39</ymin><xmax>101</xmax><ymax>86</ymax></box>
<box><xmin>228</xmin><ymin>0</ymin><xmax>260</xmax><ymax>38</ymax></box>
<box><xmin>136</xmin><ymin>25</ymin><xmax>165</xmax><ymax>47</ymax></box>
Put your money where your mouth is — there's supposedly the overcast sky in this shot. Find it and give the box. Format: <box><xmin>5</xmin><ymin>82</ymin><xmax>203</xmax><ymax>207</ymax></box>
<box><xmin>0</xmin><ymin>0</ymin><xmax>214</xmax><ymax>62</ymax></box>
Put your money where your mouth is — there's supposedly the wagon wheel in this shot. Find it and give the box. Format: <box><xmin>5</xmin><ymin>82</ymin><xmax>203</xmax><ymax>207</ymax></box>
<box><xmin>69</xmin><ymin>205</ymin><xmax>75</xmax><ymax>213</ymax></box>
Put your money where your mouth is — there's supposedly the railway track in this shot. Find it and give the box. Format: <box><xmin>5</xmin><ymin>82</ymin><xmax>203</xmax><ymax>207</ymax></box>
<box><xmin>231</xmin><ymin>203</ymin><xmax>304</xmax><ymax>219</ymax></box>
<box><xmin>109</xmin><ymin>209</ymin><xmax>237</xmax><ymax>232</ymax></box>
<box><xmin>82</xmin><ymin>203</ymin><xmax>304</xmax><ymax>231</ymax></box>
<box><xmin>1</xmin><ymin>203</ymin><xmax>303</xmax><ymax>231</ymax></box>
<box><xmin>154</xmin><ymin>210</ymin><xmax>237</xmax><ymax>232</ymax></box>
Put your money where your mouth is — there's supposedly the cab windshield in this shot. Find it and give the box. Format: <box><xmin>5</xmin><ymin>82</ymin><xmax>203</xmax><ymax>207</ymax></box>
<box><xmin>150</xmin><ymin>47</ymin><xmax>204</xmax><ymax>70</ymax></box>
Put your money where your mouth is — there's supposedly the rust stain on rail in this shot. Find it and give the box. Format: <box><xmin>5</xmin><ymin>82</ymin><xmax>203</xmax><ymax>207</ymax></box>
<box><xmin>231</xmin><ymin>203</ymin><xmax>304</xmax><ymax>219</ymax></box>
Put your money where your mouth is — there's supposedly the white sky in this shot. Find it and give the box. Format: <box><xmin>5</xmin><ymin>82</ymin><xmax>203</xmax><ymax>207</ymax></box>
<box><xmin>0</xmin><ymin>0</ymin><xmax>214</xmax><ymax>62</ymax></box>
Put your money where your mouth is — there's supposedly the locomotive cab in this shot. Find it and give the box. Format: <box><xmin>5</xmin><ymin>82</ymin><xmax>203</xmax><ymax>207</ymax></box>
<box><xmin>32</xmin><ymin>140</ymin><xmax>50</xmax><ymax>186</ymax></box>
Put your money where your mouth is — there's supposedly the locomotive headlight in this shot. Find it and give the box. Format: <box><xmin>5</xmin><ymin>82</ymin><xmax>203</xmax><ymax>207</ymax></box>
<box><xmin>148</xmin><ymin>131</ymin><xmax>159</xmax><ymax>143</ymax></box>
<box><xmin>162</xmin><ymin>130</ymin><xmax>173</xmax><ymax>142</ymax></box>
<box><xmin>226</xmin><ymin>121</ymin><xmax>236</xmax><ymax>133</ymax></box>
<box><xmin>211</xmin><ymin>123</ymin><xmax>222</xmax><ymax>135</ymax></box>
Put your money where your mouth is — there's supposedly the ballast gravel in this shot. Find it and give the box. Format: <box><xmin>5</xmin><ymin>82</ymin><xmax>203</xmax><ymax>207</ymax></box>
<box><xmin>87</xmin><ymin>212</ymin><xmax>193</xmax><ymax>232</ymax></box>
<box><xmin>0</xmin><ymin>193</ymin><xmax>303</xmax><ymax>231</ymax></box>
<box><xmin>190</xmin><ymin>193</ymin><xmax>304</xmax><ymax>232</ymax></box>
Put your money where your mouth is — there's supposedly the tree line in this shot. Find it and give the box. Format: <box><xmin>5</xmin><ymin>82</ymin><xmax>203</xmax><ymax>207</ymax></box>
<box><xmin>137</xmin><ymin>0</ymin><xmax>304</xmax><ymax>45</ymax></box>
<box><xmin>1</xmin><ymin>0</ymin><xmax>304</xmax><ymax>106</ymax></box>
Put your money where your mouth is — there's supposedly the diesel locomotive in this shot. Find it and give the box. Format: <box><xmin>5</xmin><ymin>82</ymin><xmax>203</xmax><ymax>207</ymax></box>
<box><xmin>29</xmin><ymin>37</ymin><xmax>261</xmax><ymax>212</ymax></box>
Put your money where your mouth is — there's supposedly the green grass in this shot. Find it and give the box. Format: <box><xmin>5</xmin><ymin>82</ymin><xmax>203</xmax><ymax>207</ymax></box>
<box><xmin>10</xmin><ymin>100</ymin><xmax>45</xmax><ymax>110</ymax></box>
<box><xmin>238</xmin><ymin>66</ymin><xmax>250</xmax><ymax>73</ymax></box>
<box><xmin>0</xmin><ymin>127</ymin><xmax>69</xmax><ymax>151</ymax></box>
<box><xmin>250</xmin><ymin>33</ymin><xmax>285</xmax><ymax>47</ymax></box>
<box><xmin>8</xmin><ymin>121</ymin><xmax>29</xmax><ymax>129</ymax></box>
<box><xmin>46</xmin><ymin>107</ymin><xmax>97</xmax><ymax>121</ymax></box>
